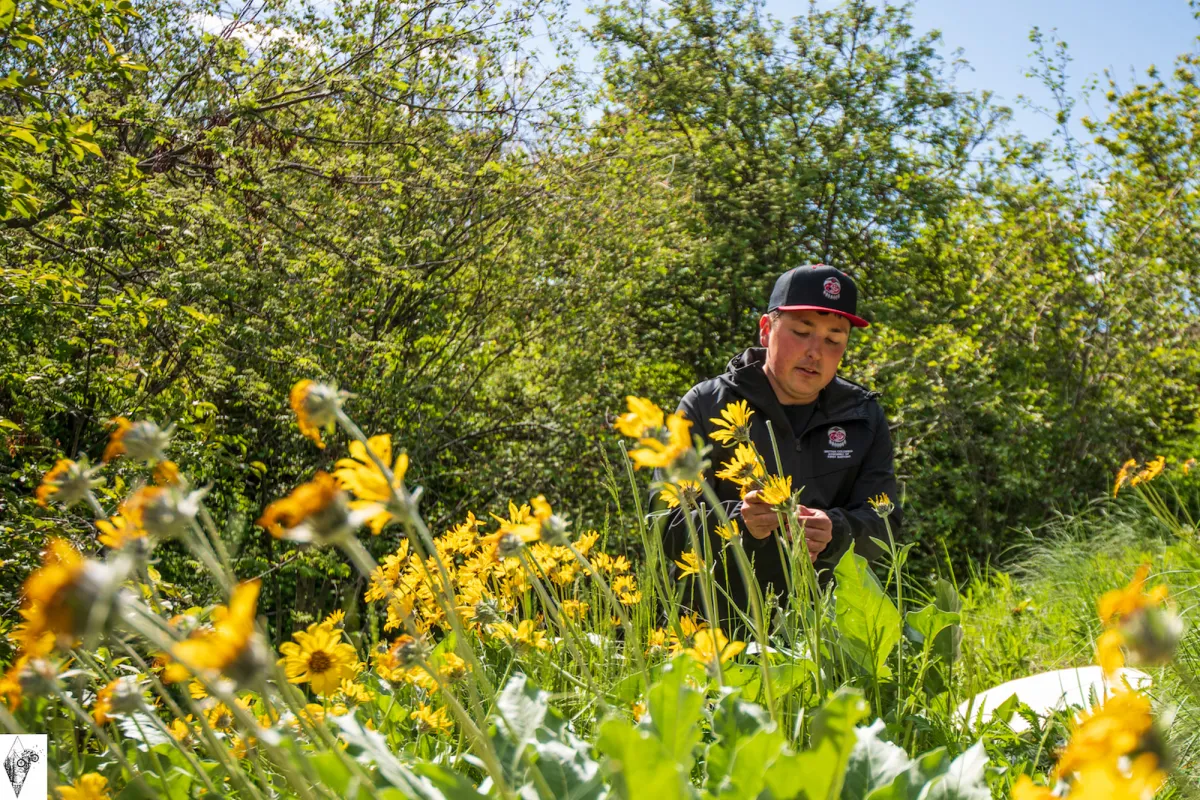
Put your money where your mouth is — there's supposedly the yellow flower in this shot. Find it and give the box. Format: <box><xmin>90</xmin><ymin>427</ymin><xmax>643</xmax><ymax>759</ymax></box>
<box><xmin>1182</xmin><ymin>457</ymin><xmax>1197</xmax><ymax>476</ymax></box>
<box><xmin>867</xmin><ymin>493</ymin><xmax>894</xmax><ymax>517</ymax></box>
<box><xmin>165</xmin><ymin>580</ymin><xmax>264</xmax><ymax>687</ymax></box>
<box><xmin>1071</xmin><ymin>751</ymin><xmax>1165</xmax><ymax>799</ymax></box>
<box><xmin>258</xmin><ymin>472</ymin><xmax>367</xmax><ymax>545</ymax></box>
<box><xmin>20</xmin><ymin>538</ymin><xmax>112</xmax><ymax>654</ymax></box>
<box><xmin>1099</xmin><ymin>565</ymin><xmax>1169</xmax><ymax>627</ymax></box>
<box><xmin>1010</xmin><ymin>776</ymin><xmax>1055</xmax><ymax>800</ymax></box>
<box><xmin>709</xmin><ymin>400</ymin><xmax>754</xmax><ymax>446</ymax></box>
<box><xmin>168</xmin><ymin>715</ymin><xmax>196</xmax><ymax>744</ymax></box>
<box><xmin>714</xmin><ymin>520</ymin><xmax>740</xmax><ymax>541</ymax></box>
<box><xmin>92</xmin><ymin>679</ymin><xmax>117</xmax><ymax>725</ymax></box>
<box><xmin>58</xmin><ymin>773</ymin><xmax>110</xmax><ymax>800</ymax></box>
<box><xmin>1113</xmin><ymin>458</ymin><xmax>1138</xmax><ymax>497</ymax></box>
<box><xmin>1128</xmin><ymin>456</ymin><xmax>1166</xmax><ymax>488</ymax></box>
<box><xmin>333</xmin><ymin>434</ymin><xmax>409</xmax><ymax>534</ymax></box>
<box><xmin>323</xmin><ymin>609</ymin><xmax>346</xmax><ymax>629</ymax></box>
<box><xmin>102</xmin><ymin>417</ymin><xmax>173</xmax><ymax>464</ymax></box>
<box><xmin>628</xmin><ymin>412</ymin><xmax>693</xmax><ymax>471</ymax></box>
<box><xmin>674</xmin><ymin>550</ymin><xmax>703</xmax><ymax>580</ymax></box>
<box><xmin>646</xmin><ymin>628</ymin><xmax>667</xmax><ymax>656</ymax></box>
<box><xmin>35</xmin><ymin>457</ymin><xmax>103</xmax><ymax>508</ymax></box>
<box><xmin>560</xmin><ymin>599</ymin><xmax>589</xmax><ymax>621</ymax></box>
<box><xmin>494</xmin><ymin>619</ymin><xmax>552</xmax><ymax>652</ymax></box>
<box><xmin>614</xmin><ymin>396</ymin><xmax>665</xmax><ymax>439</ymax></box>
<box><xmin>289</xmin><ymin>379</ymin><xmax>344</xmax><ymax>448</ymax></box>
<box><xmin>95</xmin><ymin>514</ymin><xmax>146</xmax><ymax>551</ymax></box>
<box><xmin>668</xmin><ymin>614</ymin><xmax>708</xmax><ymax>655</ymax></box>
<box><xmin>574</xmin><ymin>530</ymin><xmax>599</xmax><ymax>555</ymax></box>
<box><xmin>1055</xmin><ymin>690</ymin><xmax>1156</xmax><ymax>779</ymax></box>
<box><xmin>715</xmin><ymin>443</ymin><xmax>765</xmax><ymax>489</ymax></box>
<box><xmin>206</xmin><ymin>699</ymin><xmax>249</xmax><ymax>732</ymax></box>
<box><xmin>278</xmin><ymin>624</ymin><xmax>359</xmax><ymax>696</ymax></box>
<box><xmin>611</xmin><ymin>574</ymin><xmax>642</xmax><ymax>606</ymax></box>
<box><xmin>684</xmin><ymin>628</ymin><xmax>745</xmax><ymax>671</ymax></box>
<box><xmin>153</xmin><ymin>460</ymin><xmax>181</xmax><ymax>486</ymax></box>
<box><xmin>1097</xmin><ymin>628</ymin><xmax>1126</xmax><ymax>676</ymax></box>
<box><xmin>758</xmin><ymin>474</ymin><xmax>793</xmax><ymax>508</ymax></box>
<box><xmin>661</xmin><ymin>478</ymin><xmax>704</xmax><ymax>509</ymax></box>
<box><xmin>412</xmin><ymin>703</ymin><xmax>453</xmax><ymax>735</ymax></box>
<box><xmin>340</xmin><ymin>679</ymin><xmax>375</xmax><ymax>704</ymax></box>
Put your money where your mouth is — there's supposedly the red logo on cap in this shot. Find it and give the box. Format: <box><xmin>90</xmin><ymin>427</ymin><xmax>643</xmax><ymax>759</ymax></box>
<box><xmin>828</xmin><ymin>426</ymin><xmax>847</xmax><ymax>448</ymax></box>
<box><xmin>823</xmin><ymin>277</ymin><xmax>841</xmax><ymax>300</ymax></box>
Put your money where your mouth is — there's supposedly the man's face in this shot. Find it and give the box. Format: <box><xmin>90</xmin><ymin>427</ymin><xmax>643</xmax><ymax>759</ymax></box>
<box><xmin>759</xmin><ymin>309</ymin><xmax>850</xmax><ymax>404</ymax></box>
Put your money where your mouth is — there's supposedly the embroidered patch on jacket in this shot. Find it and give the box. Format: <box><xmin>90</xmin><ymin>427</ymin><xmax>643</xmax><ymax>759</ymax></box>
<box><xmin>824</xmin><ymin>426</ymin><xmax>853</xmax><ymax>459</ymax></box>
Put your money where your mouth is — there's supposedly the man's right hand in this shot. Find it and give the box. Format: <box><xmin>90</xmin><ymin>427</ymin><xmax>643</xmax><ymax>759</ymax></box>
<box><xmin>739</xmin><ymin>490</ymin><xmax>779</xmax><ymax>539</ymax></box>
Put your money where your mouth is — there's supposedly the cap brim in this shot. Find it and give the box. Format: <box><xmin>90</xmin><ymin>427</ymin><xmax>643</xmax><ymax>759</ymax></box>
<box><xmin>774</xmin><ymin>305</ymin><xmax>870</xmax><ymax>328</ymax></box>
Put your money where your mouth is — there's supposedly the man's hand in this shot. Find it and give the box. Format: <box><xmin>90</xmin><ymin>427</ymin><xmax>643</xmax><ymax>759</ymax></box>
<box><xmin>797</xmin><ymin>505</ymin><xmax>833</xmax><ymax>562</ymax></box>
<box><xmin>739</xmin><ymin>490</ymin><xmax>780</xmax><ymax>540</ymax></box>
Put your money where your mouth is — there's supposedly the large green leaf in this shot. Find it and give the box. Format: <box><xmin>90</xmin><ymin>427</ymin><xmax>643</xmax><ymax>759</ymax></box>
<box><xmin>762</xmin><ymin>688</ymin><xmax>869</xmax><ymax>800</ymax></box>
<box><xmin>596</xmin><ymin>717</ymin><xmax>695</xmax><ymax>800</ymax></box>
<box><xmin>863</xmin><ymin>748</ymin><xmax>951</xmax><ymax>800</ymax></box>
<box><xmin>647</xmin><ymin>656</ymin><xmax>705</xmax><ymax>770</ymax></box>
<box><xmin>842</xmin><ymin>721</ymin><xmax>912</xmax><ymax>800</ymax></box>
<box><xmin>332</xmin><ymin>712</ymin><xmax>482</xmax><ymax>799</ymax></box>
<box><xmin>705</xmin><ymin>689</ymin><xmax>786</xmax><ymax>799</ymax></box>
<box><xmin>833</xmin><ymin>547</ymin><xmax>902</xmax><ymax>677</ymax></box>
<box><xmin>922</xmin><ymin>743</ymin><xmax>990</xmax><ymax>800</ymax></box>
<box><xmin>491</xmin><ymin>672</ymin><xmax>604</xmax><ymax>800</ymax></box>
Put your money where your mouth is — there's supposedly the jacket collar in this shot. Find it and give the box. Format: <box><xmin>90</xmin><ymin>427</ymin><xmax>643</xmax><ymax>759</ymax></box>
<box><xmin>718</xmin><ymin>348</ymin><xmax>874</xmax><ymax>439</ymax></box>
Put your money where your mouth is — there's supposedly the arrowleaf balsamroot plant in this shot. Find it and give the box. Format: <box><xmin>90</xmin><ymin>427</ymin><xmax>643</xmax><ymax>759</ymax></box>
<box><xmin>1</xmin><ymin>387</ymin><xmax>1193</xmax><ymax>799</ymax></box>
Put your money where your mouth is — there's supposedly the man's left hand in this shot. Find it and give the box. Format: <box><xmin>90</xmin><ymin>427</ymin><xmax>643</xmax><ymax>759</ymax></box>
<box><xmin>796</xmin><ymin>506</ymin><xmax>832</xmax><ymax>562</ymax></box>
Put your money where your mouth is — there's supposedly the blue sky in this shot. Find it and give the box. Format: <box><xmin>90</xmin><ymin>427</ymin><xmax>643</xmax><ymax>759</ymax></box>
<box><xmin>566</xmin><ymin>0</ymin><xmax>1200</xmax><ymax>141</ymax></box>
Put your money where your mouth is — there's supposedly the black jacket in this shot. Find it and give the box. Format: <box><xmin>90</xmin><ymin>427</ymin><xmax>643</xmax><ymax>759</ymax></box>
<box><xmin>656</xmin><ymin>348</ymin><xmax>901</xmax><ymax>617</ymax></box>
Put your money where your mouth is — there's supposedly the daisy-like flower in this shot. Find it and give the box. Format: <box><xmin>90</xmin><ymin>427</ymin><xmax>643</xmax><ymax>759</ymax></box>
<box><xmin>412</xmin><ymin>703</ymin><xmax>453</xmax><ymax>735</ymax></box>
<box><xmin>674</xmin><ymin>550</ymin><xmax>703</xmax><ymax>580</ymax></box>
<box><xmin>121</xmin><ymin>483</ymin><xmax>207</xmax><ymax>541</ymax></box>
<box><xmin>1095</xmin><ymin>565</ymin><xmax>1181</xmax><ymax>675</ymax></box>
<box><xmin>668</xmin><ymin>615</ymin><xmax>708</xmax><ymax>655</ymax></box>
<box><xmin>1054</xmin><ymin>689</ymin><xmax>1166</xmax><ymax>788</ymax></box>
<box><xmin>757</xmin><ymin>474</ymin><xmax>793</xmax><ymax>509</ymax></box>
<box><xmin>164</xmin><ymin>580</ymin><xmax>267</xmax><ymax>688</ymax></box>
<box><xmin>714</xmin><ymin>520</ymin><xmax>740</xmax><ymax>541</ymax></box>
<box><xmin>709</xmin><ymin>400</ymin><xmax>754</xmax><ymax>446</ymax></box>
<box><xmin>492</xmin><ymin>619</ymin><xmax>552</xmax><ymax>652</ymax></box>
<box><xmin>258</xmin><ymin>472</ymin><xmax>378</xmax><ymax>546</ymax></box>
<box><xmin>102</xmin><ymin>417</ymin><xmax>174</xmax><ymax>464</ymax></box>
<box><xmin>20</xmin><ymin>538</ymin><xmax>116</xmax><ymax>654</ymax></box>
<box><xmin>333</xmin><ymin>434</ymin><xmax>409</xmax><ymax>533</ymax></box>
<box><xmin>339</xmin><ymin>679</ymin><xmax>375</xmax><ymax>704</ymax></box>
<box><xmin>661</xmin><ymin>478</ymin><xmax>704</xmax><ymax>509</ymax></box>
<box><xmin>1113</xmin><ymin>458</ymin><xmax>1138</xmax><ymax>497</ymax></box>
<box><xmin>35</xmin><ymin>457</ymin><xmax>104</xmax><ymax>508</ymax></box>
<box><xmin>1010</xmin><ymin>776</ymin><xmax>1056</xmax><ymax>800</ymax></box>
<box><xmin>715</xmin><ymin>443</ymin><xmax>765</xmax><ymax>490</ymax></box>
<box><xmin>628</xmin><ymin>412</ymin><xmax>693</xmax><ymax>471</ymax></box>
<box><xmin>611</xmin><ymin>574</ymin><xmax>642</xmax><ymax>606</ymax></box>
<box><xmin>614</xmin><ymin>397</ymin><xmax>665</xmax><ymax>438</ymax></box>
<box><xmin>91</xmin><ymin>676</ymin><xmax>143</xmax><ymax>724</ymax></box>
<box><xmin>95</xmin><ymin>514</ymin><xmax>146</xmax><ymax>551</ymax></box>
<box><xmin>559</xmin><ymin>599</ymin><xmax>589</xmax><ymax>621</ymax></box>
<box><xmin>290</xmin><ymin>380</ymin><xmax>346</xmax><ymax>449</ymax></box>
<box><xmin>322</xmin><ymin>609</ymin><xmax>346</xmax><ymax>629</ymax></box>
<box><xmin>1129</xmin><ymin>456</ymin><xmax>1166</xmax><ymax>488</ymax></box>
<box><xmin>868</xmin><ymin>493</ymin><xmax>895</xmax><ymax>517</ymax></box>
<box><xmin>685</xmin><ymin>628</ymin><xmax>745</xmax><ymax>673</ymax></box>
<box><xmin>278</xmin><ymin>623</ymin><xmax>359</xmax><ymax>695</ymax></box>
<box><xmin>58</xmin><ymin>773</ymin><xmax>111</xmax><ymax>800</ymax></box>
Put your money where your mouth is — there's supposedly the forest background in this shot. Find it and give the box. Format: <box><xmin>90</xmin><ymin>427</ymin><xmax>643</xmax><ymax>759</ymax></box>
<box><xmin>3</xmin><ymin>0</ymin><xmax>1199</xmax><ymax>644</ymax></box>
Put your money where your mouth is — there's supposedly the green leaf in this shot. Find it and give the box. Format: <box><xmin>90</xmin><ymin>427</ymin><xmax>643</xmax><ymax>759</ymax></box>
<box><xmin>763</xmin><ymin>687</ymin><xmax>869</xmax><ymax>800</ymax></box>
<box><xmin>5</xmin><ymin>127</ymin><xmax>38</xmax><ymax>148</ymax></box>
<box><xmin>864</xmin><ymin>747</ymin><xmax>951</xmax><ymax>800</ymax></box>
<box><xmin>705</xmin><ymin>689</ymin><xmax>785</xmax><ymax>799</ymax></box>
<box><xmin>332</xmin><ymin>712</ymin><xmax>481</xmax><ymax>799</ymax></box>
<box><xmin>647</xmin><ymin>655</ymin><xmax>704</xmax><ymax>769</ymax></box>
<box><xmin>596</xmin><ymin>717</ymin><xmax>693</xmax><ymax>800</ymax></box>
<box><xmin>833</xmin><ymin>546</ymin><xmax>902</xmax><ymax>677</ymax></box>
<box><xmin>922</xmin><ymin>743</ymin><xmax>990</xmax><ymax>800</ymax></box>
<box><xmin>842</xmin><ymin>720</ymin><xmax>912</xmax><ymax>800</ymax></box>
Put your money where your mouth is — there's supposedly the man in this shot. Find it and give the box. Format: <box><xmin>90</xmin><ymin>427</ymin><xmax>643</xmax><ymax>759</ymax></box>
<box><xmin>660</xmin><ymin>264</ymin><xmax>901</xmax><ymax>618</ymax></box>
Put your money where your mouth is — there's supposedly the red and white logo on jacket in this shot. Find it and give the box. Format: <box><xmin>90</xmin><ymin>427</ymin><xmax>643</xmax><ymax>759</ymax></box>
<box><xmin>827</xmin><ymin>426</ymin><xmax>847</xmax><ymax>448</ymax></box>
<box><xmin>823</xmin><ymin>277</ymin><xmax>841</xmax><ymax>300</ymax></box>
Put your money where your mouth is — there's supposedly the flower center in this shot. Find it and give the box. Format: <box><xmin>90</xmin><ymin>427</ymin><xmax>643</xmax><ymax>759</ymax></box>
<box><xmin>308</xmin><ymin>649</ymin><xmax>334</xmax><ymax>674</ymax></box>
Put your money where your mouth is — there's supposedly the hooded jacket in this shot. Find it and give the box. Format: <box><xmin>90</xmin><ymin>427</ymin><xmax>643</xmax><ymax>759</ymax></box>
<box><xmin>657</xmin><ymin>348</ymin><xmax>901</xmax><ymax>618</ymax></box>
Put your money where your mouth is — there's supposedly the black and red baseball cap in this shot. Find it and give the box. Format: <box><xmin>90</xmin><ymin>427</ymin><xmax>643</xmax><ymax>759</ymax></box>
<box><xmin>767</xmin><ymin>264</ymin><xmax>869</xmax><ymax>328</ymax></box>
